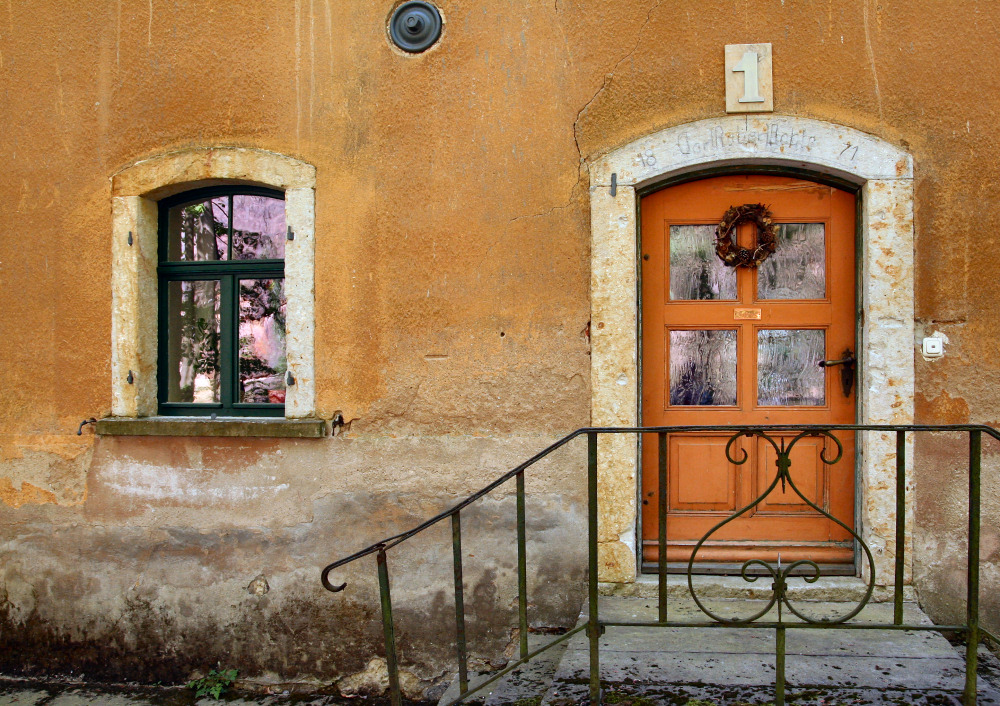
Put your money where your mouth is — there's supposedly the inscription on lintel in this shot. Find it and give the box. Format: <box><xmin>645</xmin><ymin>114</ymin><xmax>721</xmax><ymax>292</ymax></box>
<box><xmin>678</xmin><ymin>123</ymin><xmax>819</xmax><ymax>157</ymax></box>
<box><xmin>622</xmin><ymin>120</ymin><xmax>889</xmax><ymax>184</ymax></box>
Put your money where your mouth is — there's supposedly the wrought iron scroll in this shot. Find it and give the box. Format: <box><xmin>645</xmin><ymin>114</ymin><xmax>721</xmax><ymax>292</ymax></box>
<box><xmin>686</xmin><ymin>429</ymin><xmax>877</xmax><ymax>625</ymax></box>
<box><xmin>320</xmin><ymin>424</ymin><xmax>993</xmax><ymax>706</ymax></box>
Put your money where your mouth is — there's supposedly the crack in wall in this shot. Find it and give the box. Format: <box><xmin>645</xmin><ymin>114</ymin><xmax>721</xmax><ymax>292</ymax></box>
<box><xmin>510</xmin><ymin>2</ymin><xmax>664</xmax><ymax>234</ymax></box>
<box><xmin>862</xmin><ymin>0</ymin><xmax>884</xmax><ymax>121</ymax></box>
<box><xmin>572</xmin><ymin>0</ymin><xmax>664</xmax><ymax>170</ymax></box>
<box><xmin>507</xmin><ymin>188</ymin><xmax>578</xmax><ymax>224</ymax></box>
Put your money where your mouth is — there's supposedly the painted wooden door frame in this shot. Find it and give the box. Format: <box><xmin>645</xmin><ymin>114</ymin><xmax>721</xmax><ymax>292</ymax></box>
<box><xmin>639</xmin><ymin>175</ymin><xmax>858</xmax><ymax>568</ymax></box>
<box><xmin>588</xmin><ymin>115</ymin><xmax>914</xmax><ymax>588</ymax></box>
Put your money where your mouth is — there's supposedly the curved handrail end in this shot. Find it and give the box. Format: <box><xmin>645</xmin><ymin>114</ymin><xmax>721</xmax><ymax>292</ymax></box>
<box><xmin>321</xmin><ymin>566</ymin><xmax>348</xmax><ymax>593</ymax></box>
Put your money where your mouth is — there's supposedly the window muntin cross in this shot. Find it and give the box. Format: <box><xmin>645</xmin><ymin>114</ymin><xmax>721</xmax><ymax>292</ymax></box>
<box><xmin>157</xmin><ymin>186</ymin><xmax>287</xmax><ymax>416</ymax></box>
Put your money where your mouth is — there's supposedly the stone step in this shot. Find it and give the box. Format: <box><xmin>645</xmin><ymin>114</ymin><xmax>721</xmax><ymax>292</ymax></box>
<box><xmin>436</xmin><ymin>633</ymin><xmax>570</xmax><ymax>706</ymax></box>
<box><xmin>601</xmin><ymin>574</ymin><xmax>917</xmax><ymax>603</ymax></box>
<box><xmin>538</xmin><ymin>595</ymin><xmax>1000</xmax><ymax>706</ymax></box>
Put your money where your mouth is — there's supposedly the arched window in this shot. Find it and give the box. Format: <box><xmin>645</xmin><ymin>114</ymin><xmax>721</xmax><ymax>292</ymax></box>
<box><xmin>157</xmin><ymin>186</ymin><xmax>288</xmax><ymax>416</ymax></box>
<box><xmin>110</xmin><ymin>147</ymin><xmax>316</xmax><ymax>426</ymax></box>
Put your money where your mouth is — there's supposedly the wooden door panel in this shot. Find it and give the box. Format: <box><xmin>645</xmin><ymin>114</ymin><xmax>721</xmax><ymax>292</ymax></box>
<box><xmin>753</xmin><ymin>436</ymin><xmax>827</xmax><ymax>514</ymax></box>
<box><xmin>669</xmin><ymin>436</ymin><xmax>740</xmax><ymax>512</ymax></box>
<box><xmin>640</xmin><ymin>174</ymin><xmax>857</xmax><ymax>570</ymax></box>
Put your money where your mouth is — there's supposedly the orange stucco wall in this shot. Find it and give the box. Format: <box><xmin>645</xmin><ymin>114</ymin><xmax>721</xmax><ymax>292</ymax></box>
<box><xmin>0</xmin><ymin>0</ymin><xmax>997</xmax><ymax>693</ymax></box>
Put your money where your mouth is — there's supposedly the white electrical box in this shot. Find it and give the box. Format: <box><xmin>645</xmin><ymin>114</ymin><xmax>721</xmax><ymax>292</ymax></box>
<box><xmin>922</xmin><ymin>337</ymin><xmax>944</xmax><ymax>358</ymax></box>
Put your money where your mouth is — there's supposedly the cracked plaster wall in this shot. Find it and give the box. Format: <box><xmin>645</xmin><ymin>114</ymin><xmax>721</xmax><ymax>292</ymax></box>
<box><xmin>0</xmin><ymin>0</ymin><xmax>998</xmax><ymax>689</ymax></box>
<box><xmin>0</xmin><ymin>434</ymin><xmax>589</xmax><ymax>699</ymax></box>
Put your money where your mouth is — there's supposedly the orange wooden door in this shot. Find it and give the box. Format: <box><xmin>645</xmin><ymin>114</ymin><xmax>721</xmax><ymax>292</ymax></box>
<box><xmin>640</xmin><ymin>175</ymin><xmax>856</xmax><ymax>569</ymax></box>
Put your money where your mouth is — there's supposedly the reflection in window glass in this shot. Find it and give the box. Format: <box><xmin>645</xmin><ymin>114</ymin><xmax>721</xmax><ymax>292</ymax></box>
<box><xmin>669</xmin><ymin>329</ymin><xmax>738</xmax><ymax>405</ymax></box>
<box><xmin>232</xmin><ymin>195</ymin><xmax>286</xmax><ymax>260</ymax></box>
<box><xmin>758</xmin><ymin>223</ymin><xmax>826</xmax><ymax>299</ymax></box>
<box><xmin>758</xmin><ymin>329</ymin><xmax>826</xmax><ymax>406</ymax></box>
<box><xmin>239</xmin><ymin>279</ymin><xmax>287</xmax><ymax>403</ymax></box>
<box><xmin>166</xmin><ymin>280</ymin><xmax>221</xmax><ymax>403</ymax></box>
<box><xmin>669</xmin><ymin>225</ymin><xmax>737</xmax><ymax>300</ymax></box>
<box><xmin>167</xmin><ymin>198</ymin><xmax>229</xmax><ymax>261</ymax></box>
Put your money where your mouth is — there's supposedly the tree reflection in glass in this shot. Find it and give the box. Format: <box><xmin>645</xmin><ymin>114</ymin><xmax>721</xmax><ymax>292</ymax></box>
<box><xmin>166</xmin><ymin>280</ymin><xmax>221</xmax><ymax>403</ymax></box>
<box><xmin>669</xmin><ymin>225</ymin><xmax>737</xmax><ymax>300</ymax></box>
<box><xmin>167</xmin><ymin>198</ymin><xmax>229</xmax><ymax>261</ymax></box>
<box><xmin>669</xmin><ymin>329</ymin><xmax>738</xmax><ymax>405</ymax></box>
<box><xmin>757</xmin><ymin>329</ymin><xmax>825</xmax><ymax>406</ymax></box>
<box><xmin>239</xmin><ymin>279</ymin><xmax>287</xmax><ymax>403</ymax></box>
<box><xmin>232</xmin><ymin>195</ymin><xmax>286</xmax><ymax>260</ymax></box>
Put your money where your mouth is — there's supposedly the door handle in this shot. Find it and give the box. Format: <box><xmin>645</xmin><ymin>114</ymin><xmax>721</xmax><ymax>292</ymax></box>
<box><xmin>818</xmin><ymin>348</ymin><xmax>856</xmax><ymax>398</ymax></box>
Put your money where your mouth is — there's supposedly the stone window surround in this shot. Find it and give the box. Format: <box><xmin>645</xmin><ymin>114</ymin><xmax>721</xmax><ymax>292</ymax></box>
<box><xmin>588</xmin><ymin>115</ymin><xmax>914</xmax><ymax>586</ymax></box>
<box><xmin>109</xmin><ymin>147</ymin><xmax>317</xmax><ymax>421</ymax></box>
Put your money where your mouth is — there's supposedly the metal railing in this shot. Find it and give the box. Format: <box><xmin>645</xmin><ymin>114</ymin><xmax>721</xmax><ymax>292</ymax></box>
<box><xmin>321</xmin><ymin>425</ymin><xmax>998</xmax><ymax>706</ymax></box>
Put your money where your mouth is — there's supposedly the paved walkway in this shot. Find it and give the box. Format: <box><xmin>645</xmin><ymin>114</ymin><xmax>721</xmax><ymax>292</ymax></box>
<box><xmin>441</xmin><ymin>596</ymin><xmax>1000</xmax><ymax>705</ymax></box>
<box><xmin>3</xmin><ymin>597</ymin><xmax>998</xmax><ymax>705</ymax></box>
<box><xmin>0</xmin><ymin>683</ymin><xmax>356</xmax><ymax>706</ymax></box>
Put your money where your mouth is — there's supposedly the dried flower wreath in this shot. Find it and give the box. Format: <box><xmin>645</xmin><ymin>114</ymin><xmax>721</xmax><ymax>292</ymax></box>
<box><xmin>715</xmin><ymin>203</ymin><xmax>778</xmax><ymax>268</ymax></box>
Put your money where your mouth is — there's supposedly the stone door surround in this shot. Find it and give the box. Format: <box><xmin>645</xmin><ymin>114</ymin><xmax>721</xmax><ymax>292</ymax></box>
<box><xmin>588</xmin><ymin>115</ymin><xmax>914</xmax><ymax>585</ymax></box>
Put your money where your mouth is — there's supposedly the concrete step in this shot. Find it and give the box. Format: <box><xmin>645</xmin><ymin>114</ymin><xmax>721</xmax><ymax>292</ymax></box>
<box><xmin>538</xmin><ymin>595</ymin><xmax>1000</xmax><ymax>705</ymax></box>
<box><xmin>600</xmin><ymin>574</ymin><xmax>917</xmax><ymax>603</ymax></box>
<box><xmin>436</xmin><ymin>633</ymin><xmax>569</xmax><ymax>706</ymax></box>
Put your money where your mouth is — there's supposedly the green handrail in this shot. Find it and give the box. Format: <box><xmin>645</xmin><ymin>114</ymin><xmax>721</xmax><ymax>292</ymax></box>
<box><xmin>321</xmin><ymin>424</ymin><xmax>997</xmax><ymax>706</ymax></box>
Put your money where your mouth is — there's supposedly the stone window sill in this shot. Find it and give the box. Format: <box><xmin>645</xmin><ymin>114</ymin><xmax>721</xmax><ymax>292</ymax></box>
<box><xmin>95</xmin><ymin>417</ymin><xmax>327</xmax><ymax>438</ymax></box>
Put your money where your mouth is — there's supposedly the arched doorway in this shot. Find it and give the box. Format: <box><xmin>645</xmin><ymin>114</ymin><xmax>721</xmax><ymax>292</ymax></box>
<box><xmin>587</xmin><ymin>115</ymin><xmax>914</xmax><ymax>585</ymax></box>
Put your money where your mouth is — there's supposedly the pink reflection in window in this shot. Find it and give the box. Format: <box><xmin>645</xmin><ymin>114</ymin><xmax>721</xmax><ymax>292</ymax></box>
<box><xmin>232</xmin><ymin>195</ymin><xmax>285</xmax><ymax>260</ymax></box>
<box><xmin>239</xmin><ymin>278</ymin><xmax>286</xmax><ymax>403</ymax></box>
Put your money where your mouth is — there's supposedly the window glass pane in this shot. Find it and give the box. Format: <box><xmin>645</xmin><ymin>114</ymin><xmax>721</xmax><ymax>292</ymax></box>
<box><xmin>167</xmin><ymin>197</ymin><xmax>229</xmax><ymax>261</ymax></box>
<box><xmin>239</xmin><ymin>278</ymin><xmax>286</xmax><ymax>403</ymax></box>
<box><xmin>166</xmin><ymin>280</ymin><xmax>221</xmax><ymax>403</ymax></box>
<box><xmin>758</xmin><ymin>329</ymin><xmax>825</xmax><ymax>406</ymax></box>
<box><xmin>669</xmin><ymin>225</ymin><xmax>737</xmax><ymax>300</ymax></box>
<box><xmin>757</xmin><ymin>223</ymin><xmax>826</xmax><ymax>300</ymax></box>
<box><xmin>232</xmin><ymin>195</ymin><xmax>286</xmax><ymax>260</ymax></box>
<box><xmin>669</xmin><ymin>329</ymin><xmax>738</xmax><ymax>405</ymax></box>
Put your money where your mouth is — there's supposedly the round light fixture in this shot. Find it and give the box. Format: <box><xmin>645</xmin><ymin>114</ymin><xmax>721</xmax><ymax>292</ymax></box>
<box><xmin>389</xmin><ymin>1</ymin><xmax>442</xmax><ymax>53</ymax></box>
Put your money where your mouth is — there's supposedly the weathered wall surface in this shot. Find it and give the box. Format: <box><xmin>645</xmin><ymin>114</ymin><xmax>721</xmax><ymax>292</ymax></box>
<box><xmin>0</xmin><ymin>435</ymin><xmax>590</xmax><ymax>697</ymax></box>
<box><xmin>0</xmin><ymin>0</ymin><xmax>998</xmax><ymax>694</ymax></box>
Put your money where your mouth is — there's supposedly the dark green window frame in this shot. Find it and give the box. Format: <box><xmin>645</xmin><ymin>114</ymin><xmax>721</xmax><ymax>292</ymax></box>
<box><xmin>157</xmin><ymin>185</ymin><xmax>286</xmax><ymax>417</ymax></box>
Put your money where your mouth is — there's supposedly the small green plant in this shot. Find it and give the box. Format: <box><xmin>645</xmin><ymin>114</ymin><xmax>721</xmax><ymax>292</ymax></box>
<box><xmin>187</xmin><ymin>668</ymin><xmax>238</xmax><ymax>700</ymax></box>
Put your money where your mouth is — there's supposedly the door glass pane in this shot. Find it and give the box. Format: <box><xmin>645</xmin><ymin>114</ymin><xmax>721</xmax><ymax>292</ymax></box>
<box><xmin>669</xmin><ymin>329</ymin><xmax>738</xmax><ymax>405</ymax></box>
<box><xmin>166</xmin><ymin>280</ymin><xmax>221</xmax><ymax>403</ymax></box>
<box><xmin>232</xmin><ymin>195</ymin><xmax>286</xmax><ymax>260</ymax></box>
<box><xmin>239</xmin><ymin>278</ymin><xmax>287</xmax><ymax>403</ymax></box>
<box><xmin>669</xmin><ymin>225</ymin><xmax>737</xmax><ymax>300</ymax></box>
<box><xmin>758</xmin><ymin>329</ymin><xmax>825</xmax><ymax>406</ymax></box>
<box><xmin>166</xmin><ymin>197</ymin><xmax>229</xmax><ymax>261</ymax></box>
<box><xmin>757</xmin><ymin>223</ymin><xmax>825</xmax><ymax>299</ymax></box>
